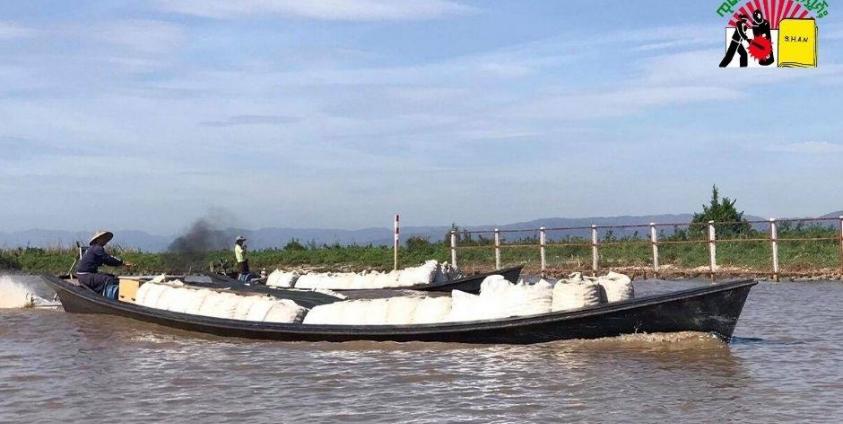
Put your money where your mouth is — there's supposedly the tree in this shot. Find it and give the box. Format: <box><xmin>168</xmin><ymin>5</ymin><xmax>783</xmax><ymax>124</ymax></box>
<box><xmin>691</xmin><ymin>185</ymin><xmax>751</xmax><ymax>236</ymax></box>
<box><xmin>406</xmin><ymin>236</ymin><xmax>432</xmax><ymax>251</ymax></box>
<box><xmin>283</xmin><ymin>238</ymin><xmax>307</xmax><ymax>251</ymax></box>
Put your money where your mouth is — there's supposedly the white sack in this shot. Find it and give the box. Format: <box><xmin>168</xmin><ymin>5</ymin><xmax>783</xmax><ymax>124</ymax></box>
<box><xmin>385</xmin><ymin>297</ymin><xmax>421</xmax><ymax>325</ymax></box>
<box><xmin>245</xmin><ymin>297</ymin><xmax>277</xmax><ymax>321</ymax></box>
<box><xmin>294</xmin><ymin>273</ymin><xmax>359</xmax><ymax>289</ymax></box>
<box><xmin>134</xmin><ymin>281</ymin><xmax>306</xmax><ymax>323</ymax></box>
<box><xmin>264</xmin><ymin>300</ymin><xmax>308</xmax><ymax>324</ymax></box>
<box><xmin>135</xmin><ymin>281</ymin><xmax>158</xmax><ymax>305</ymax></box>
<box><xmin>372</xmin><ymin>270</ymin><xmax>401</xmax><ymax>288</ymax></box>
<box><xmin>445</xmin><ymin>290</ymin><xmax>490</xmax><ymax>322</ymax></box>
<box><xmin>182</xmin><ymin>289</ymin><xmax>211</xmax><ymax>315</ymax></box>
<box><xmin>479</xmin><ymin>275</ymin><xmax>511</xmax><ymax>295</ymax></box>
<box><xmin>411</xmin><ymin>297</ymin><xmax>453</xmax><ymax>324</ymax></box>
<box><xmin>199</xmin><ymin>292</ymin><xmax>241</xmax><ymax>319</ymax></box>
<box><xmin>266</xmin><ymin>269</ymin><xmax>299</xmax><ymax>288</ymax></box>
<box><xmin>234</xmin><ymin>296</ymin><xmax>261</xmax><ymax>320</ymax></box>
<box><xmin>303</xmin><ymin>299</ymin><xmax>367</xmax><ymax>325</ymax></box>
<box><xmin>397</xmin><ymin>260</ymin><xmax>439</xmax><ymax>286</ymax></box>
<box><xmin>551</xmin><ymin>281</ymin><xmax>602</xmax><ymax>312</ymax></box>
<box><xmin>303</xmin><ymin>296</ymin><xmax>432</xmax><ymax>325</ymax></box>
<box><xmin>167</xmin><ymin>287</ymin><xmax>202</xmax><ymax>314</ymax></box>
<box><xmin>295</xmin><ymin>266</ymin><xmax>431</xmax><ymax>290</ymax></box>
<box><xmin>446</xmin><ymin>276</ymin><xmax>553</xmax><ymax>322</ymax></box>
<box><xmin>136</xmin><ymin>281</ymin><xmax>180</xmax><ymax>309</ymax></box>
<box><xmin>597</xmin><ymin>271</ymin><xmax>634</xmax><ymax>303</ymax></box>
<box><xmin>154</xmin><ymin>286</ymin><xmax>181</xmax><ymax>311</ymax></box>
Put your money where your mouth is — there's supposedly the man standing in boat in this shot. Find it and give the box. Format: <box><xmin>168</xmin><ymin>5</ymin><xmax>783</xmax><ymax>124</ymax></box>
<box><xmin>76</xmin><ymin>230</ymin><xmax>131</xmax><ymax>299</ymax></box>
<box><xmin>234</xmin><ymin>235</ymin><xmax>251</xmax><ymax>281</ymax></box>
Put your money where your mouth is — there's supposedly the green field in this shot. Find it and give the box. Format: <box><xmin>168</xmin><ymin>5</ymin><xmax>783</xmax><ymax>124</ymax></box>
<box><xmin>2</xmin><ymin>226</ymin><xmax>841</xmax><ymax>278</ymax></box>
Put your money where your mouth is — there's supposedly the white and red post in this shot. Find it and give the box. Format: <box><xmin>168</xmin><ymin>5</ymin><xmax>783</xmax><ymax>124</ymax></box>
<box><xmin>393</xmin><ymin>214</ymin><xmax>400</xmax><ymax>271</ymax></box>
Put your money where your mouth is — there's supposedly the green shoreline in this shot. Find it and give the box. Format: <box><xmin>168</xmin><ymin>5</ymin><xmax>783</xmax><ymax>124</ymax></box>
<box><xmin>3</xmin><ymin>234</ymin><xmax>841</xmax><ymax>281</ymax></box>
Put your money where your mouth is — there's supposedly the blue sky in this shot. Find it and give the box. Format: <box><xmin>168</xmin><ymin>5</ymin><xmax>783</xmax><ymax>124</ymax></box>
<box><xmin>1</xmin><ymin>0</ymin><xmax>842</xmax><ymax>234</ymax></box>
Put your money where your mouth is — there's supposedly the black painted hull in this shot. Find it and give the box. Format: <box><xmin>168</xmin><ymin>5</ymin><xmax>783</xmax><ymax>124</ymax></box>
<box><xmin>43</xmin><ymin>276</ymin><xmax>755</xmax><ymax>344</ymax></box>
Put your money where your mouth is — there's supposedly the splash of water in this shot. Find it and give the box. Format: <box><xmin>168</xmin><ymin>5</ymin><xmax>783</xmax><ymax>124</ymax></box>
<box><xmin>0</xmin><ymin>275</ymin><xmax>37</xmax><ymax>308</ymax></box>
<box><xmin>0</xmin><ymin>275</ymin><xmax>57</xmax><ymax>308</ymax></box>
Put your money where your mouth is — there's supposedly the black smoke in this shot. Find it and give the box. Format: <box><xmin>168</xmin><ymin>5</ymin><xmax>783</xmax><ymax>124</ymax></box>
<box><xmin>168</xmin><ymin>218</ymin><xmax>230</xmax><ymax>255</ymax></box>
<box><xmin>165</xmin><ymin>211</ymin><xmax>238</xmax><ymax>272</ymax></box>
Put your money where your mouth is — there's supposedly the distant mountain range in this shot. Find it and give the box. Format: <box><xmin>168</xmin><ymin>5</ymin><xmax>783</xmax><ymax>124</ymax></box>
<box><xmin>2</xmin><ymin>211</ymin><xmax>840</xmax><ymax>252</ymax></box>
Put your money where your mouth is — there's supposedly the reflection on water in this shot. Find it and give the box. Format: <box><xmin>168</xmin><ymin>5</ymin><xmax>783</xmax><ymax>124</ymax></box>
<box><xmin>1</xmin><ymin>277</ymin><xmax>843</xmax><ymax>422</ymax></box>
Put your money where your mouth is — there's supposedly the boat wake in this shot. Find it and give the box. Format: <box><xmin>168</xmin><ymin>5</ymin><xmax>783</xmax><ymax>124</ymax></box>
<box><xmin>0</xmin><ymin>275</ymin><xmax>60</xmax><ymax>309</ymax></box>
<box><xmin>556</xmin><ymin>331</ymin><xmax>728</xmax><ymax>350</ymax></box>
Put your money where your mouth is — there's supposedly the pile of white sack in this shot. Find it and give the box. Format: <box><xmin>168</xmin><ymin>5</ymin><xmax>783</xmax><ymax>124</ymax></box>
<box><xmin>303</xmin><ymin>296</ymin><xmax>453</xmax><ymax>325</ymax></box>
<box><xmin>446</xmin><ymin>275</ymin><xmax>554</xmax><ymax>322</ymax></box>
<box><xmin>135</xmin><ymin>280</ymin><xmax>308</xmax><ymax>324</ymax></box>
<box><xmin>131</xmin><ymin>271</ymin><xmax>633</xmax><ymax>326</ymax></box>
<box><xmin>266</xmin><ymin>260</ymin><xmax>461</xmax><ymax>290</ymax></box>
<box><xmin>302</xmin><ymin>272</ymin><xmax>634</xmax><ymax>325</ymax></box>
<box><xmin>556</xmin><ymin>271</ymin><xmax>635</xmax><ymax>303</ymax></box>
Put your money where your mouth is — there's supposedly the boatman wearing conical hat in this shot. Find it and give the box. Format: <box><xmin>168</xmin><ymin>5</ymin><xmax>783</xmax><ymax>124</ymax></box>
<box><xmin>76</xmin><ymin>231</ymin><xmax>132</xmax><ymax>299</ymax></box>
<box><xmin>234</xmin><ymin>235</ymin><xmax>250</xmax><ymax>281</ymax></box>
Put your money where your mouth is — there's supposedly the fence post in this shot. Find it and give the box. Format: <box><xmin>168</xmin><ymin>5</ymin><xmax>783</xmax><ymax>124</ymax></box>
<box><xmin>494</xmin><ymin>228</ymin><xmax>501</xmax><ymax>270</ymax></box>
<box><xmin>650</xmin><ymin>223</ymin><xmax>659</xmax><ymax>276</ymax></box>
<box><xmin>591</xmin><ymin>225</ymin><xmax>599</xmax><ymax>276</ymax></box>
<box><xmin>770</xmin><ymin>218</ymin><xmax>779</xmax><ymax>282</ymax></box>
<box><xmin>539</xmin><ymin>227</ymin><xmax>547</xmax><ymax>277</ymax></box>
<box><xmin>393</xmin><ymin>214</ymin><xmax>399</xmax><ymax>271</ymax></box>
<box><xmin>450</xmin><ymin>230</ymin><xmax>458</xmax><ymax>269</ymax></box>
<box><xmin>708</xmin><ymin>220</ymin><xmax>717</xmax><ymax>281</ymax></box>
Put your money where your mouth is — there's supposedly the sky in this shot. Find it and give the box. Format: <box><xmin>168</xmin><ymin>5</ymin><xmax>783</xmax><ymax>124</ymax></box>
<box><xmin>1</xmin><ymin>0</ymin><xmax>842</xmax><ymax>235</ymax></box>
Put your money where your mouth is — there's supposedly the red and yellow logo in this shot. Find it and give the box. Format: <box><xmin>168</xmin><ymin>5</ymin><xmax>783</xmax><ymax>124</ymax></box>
<box><xmin>717</xmin><ymin>0</ymin><xmax>826</xmax><ymax>68</ymax></box>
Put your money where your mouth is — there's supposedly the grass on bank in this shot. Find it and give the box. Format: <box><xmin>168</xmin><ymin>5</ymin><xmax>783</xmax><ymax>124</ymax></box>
<box><xmin>2</xmin><ymin>225</ymin><xmax>841</xmax><ymax>277</ymax></box>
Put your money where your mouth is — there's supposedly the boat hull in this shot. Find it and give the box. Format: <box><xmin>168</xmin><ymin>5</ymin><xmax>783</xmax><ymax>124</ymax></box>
<box><xmin>44</xmin><ymin>276</ymin><xmax>755</xmax><ymax>345</ymax></box>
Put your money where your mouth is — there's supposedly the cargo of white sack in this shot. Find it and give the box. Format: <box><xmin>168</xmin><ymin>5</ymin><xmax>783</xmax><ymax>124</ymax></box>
<box><xmin>301</xmin><ymin>272</ymin><xmax>634</xmax><ymax>325</ymax></box>
<box><xmin>134</xmin><ymin>280</ymin><xmax>308</xmax><ymax>324</ymax></box>
<box><xmin>272</xmin><ymin>260</ymin><xmax>461</xmax><ymax>290</ymax></box>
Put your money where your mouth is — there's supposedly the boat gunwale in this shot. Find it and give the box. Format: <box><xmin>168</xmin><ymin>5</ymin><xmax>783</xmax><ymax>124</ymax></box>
<box><xmin>43</xmin><ymin>274</ymin><xmax>756</xmax><ymax>336</ymax></box>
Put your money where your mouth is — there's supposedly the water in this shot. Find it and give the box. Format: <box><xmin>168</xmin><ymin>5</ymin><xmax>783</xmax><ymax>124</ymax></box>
<box><xmin>1</xmin><ymin>276</ymin><xmax>842</xmax><ymax>423</ymax></box>
<box><xmin>0</xmin><ymin>275</ymin><xmax>58</xmax><ymax>308</ymax></box>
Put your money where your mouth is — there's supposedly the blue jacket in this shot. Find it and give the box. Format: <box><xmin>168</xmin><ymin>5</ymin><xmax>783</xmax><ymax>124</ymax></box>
<box><xmin>77</xmin><ymin>245</ymin><xmax>123</xmax><ymax>273</ymax></box>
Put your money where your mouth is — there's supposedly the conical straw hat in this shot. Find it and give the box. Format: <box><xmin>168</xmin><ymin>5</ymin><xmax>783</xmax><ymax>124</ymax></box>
<box><xmin>89</xmin><ymin>230</ymin><xmax>114</xmax><ymax>246</ymax></box>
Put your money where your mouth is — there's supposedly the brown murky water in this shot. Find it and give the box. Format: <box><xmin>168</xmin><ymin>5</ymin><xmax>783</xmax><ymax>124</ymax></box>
<box><xmin>2</xmin><ymin>277</ymin><xmax>842</xmax><ymax>423</ymax></box>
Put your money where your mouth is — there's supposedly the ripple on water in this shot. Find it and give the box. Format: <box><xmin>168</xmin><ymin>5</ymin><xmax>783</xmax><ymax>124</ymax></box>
<box><xmin>1</xmin><ymin>279</ymin><xmax>843</xmax><ymax>423</ymax></box>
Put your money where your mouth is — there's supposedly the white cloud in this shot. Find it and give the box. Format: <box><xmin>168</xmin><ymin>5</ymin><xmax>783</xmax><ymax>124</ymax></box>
<box><xmin>0</xmin><ymin>21</ymin><xmax>36</xmax><ymax>39</ymax></box>
<box><xmin>155</xmin><ymin>0</ymin><xmax>474</xmax><ymax>21</ymax></box>
<box><xmin>766</xmin><ymin>142</ymin><xmax>843</xmax><ymax>153</ymax></box>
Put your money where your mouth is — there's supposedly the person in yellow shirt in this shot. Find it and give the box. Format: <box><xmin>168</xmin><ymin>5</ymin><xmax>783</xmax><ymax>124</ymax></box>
<box><xmin>234</xmin><ymin>235</ymin><xmax>250</xmax><ymax>281</ymax></box>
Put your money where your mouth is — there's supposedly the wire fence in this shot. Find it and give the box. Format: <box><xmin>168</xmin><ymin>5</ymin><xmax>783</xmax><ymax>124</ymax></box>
<box><xmin>447</xmin><ymin>216</ymin><xmax>843</xmax><ymax>280</ymax></box>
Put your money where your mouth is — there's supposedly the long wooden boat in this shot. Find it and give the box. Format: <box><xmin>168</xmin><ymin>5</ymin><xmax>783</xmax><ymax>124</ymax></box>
<box><xmin>206</xmin><ymin>265</ymin><xmax>524</xmax><ymax>295</ymax></box>
<box><xmin>42</xmin><ymin>275</ymin><xmax>756</xmax><ymax>344</ymax></box>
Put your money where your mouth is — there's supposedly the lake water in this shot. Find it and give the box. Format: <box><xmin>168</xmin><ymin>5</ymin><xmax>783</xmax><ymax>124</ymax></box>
<box><xmin>1</xmin><ymin>275</ymin><xmax>842</xmax><ymax>423</ymax></box>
